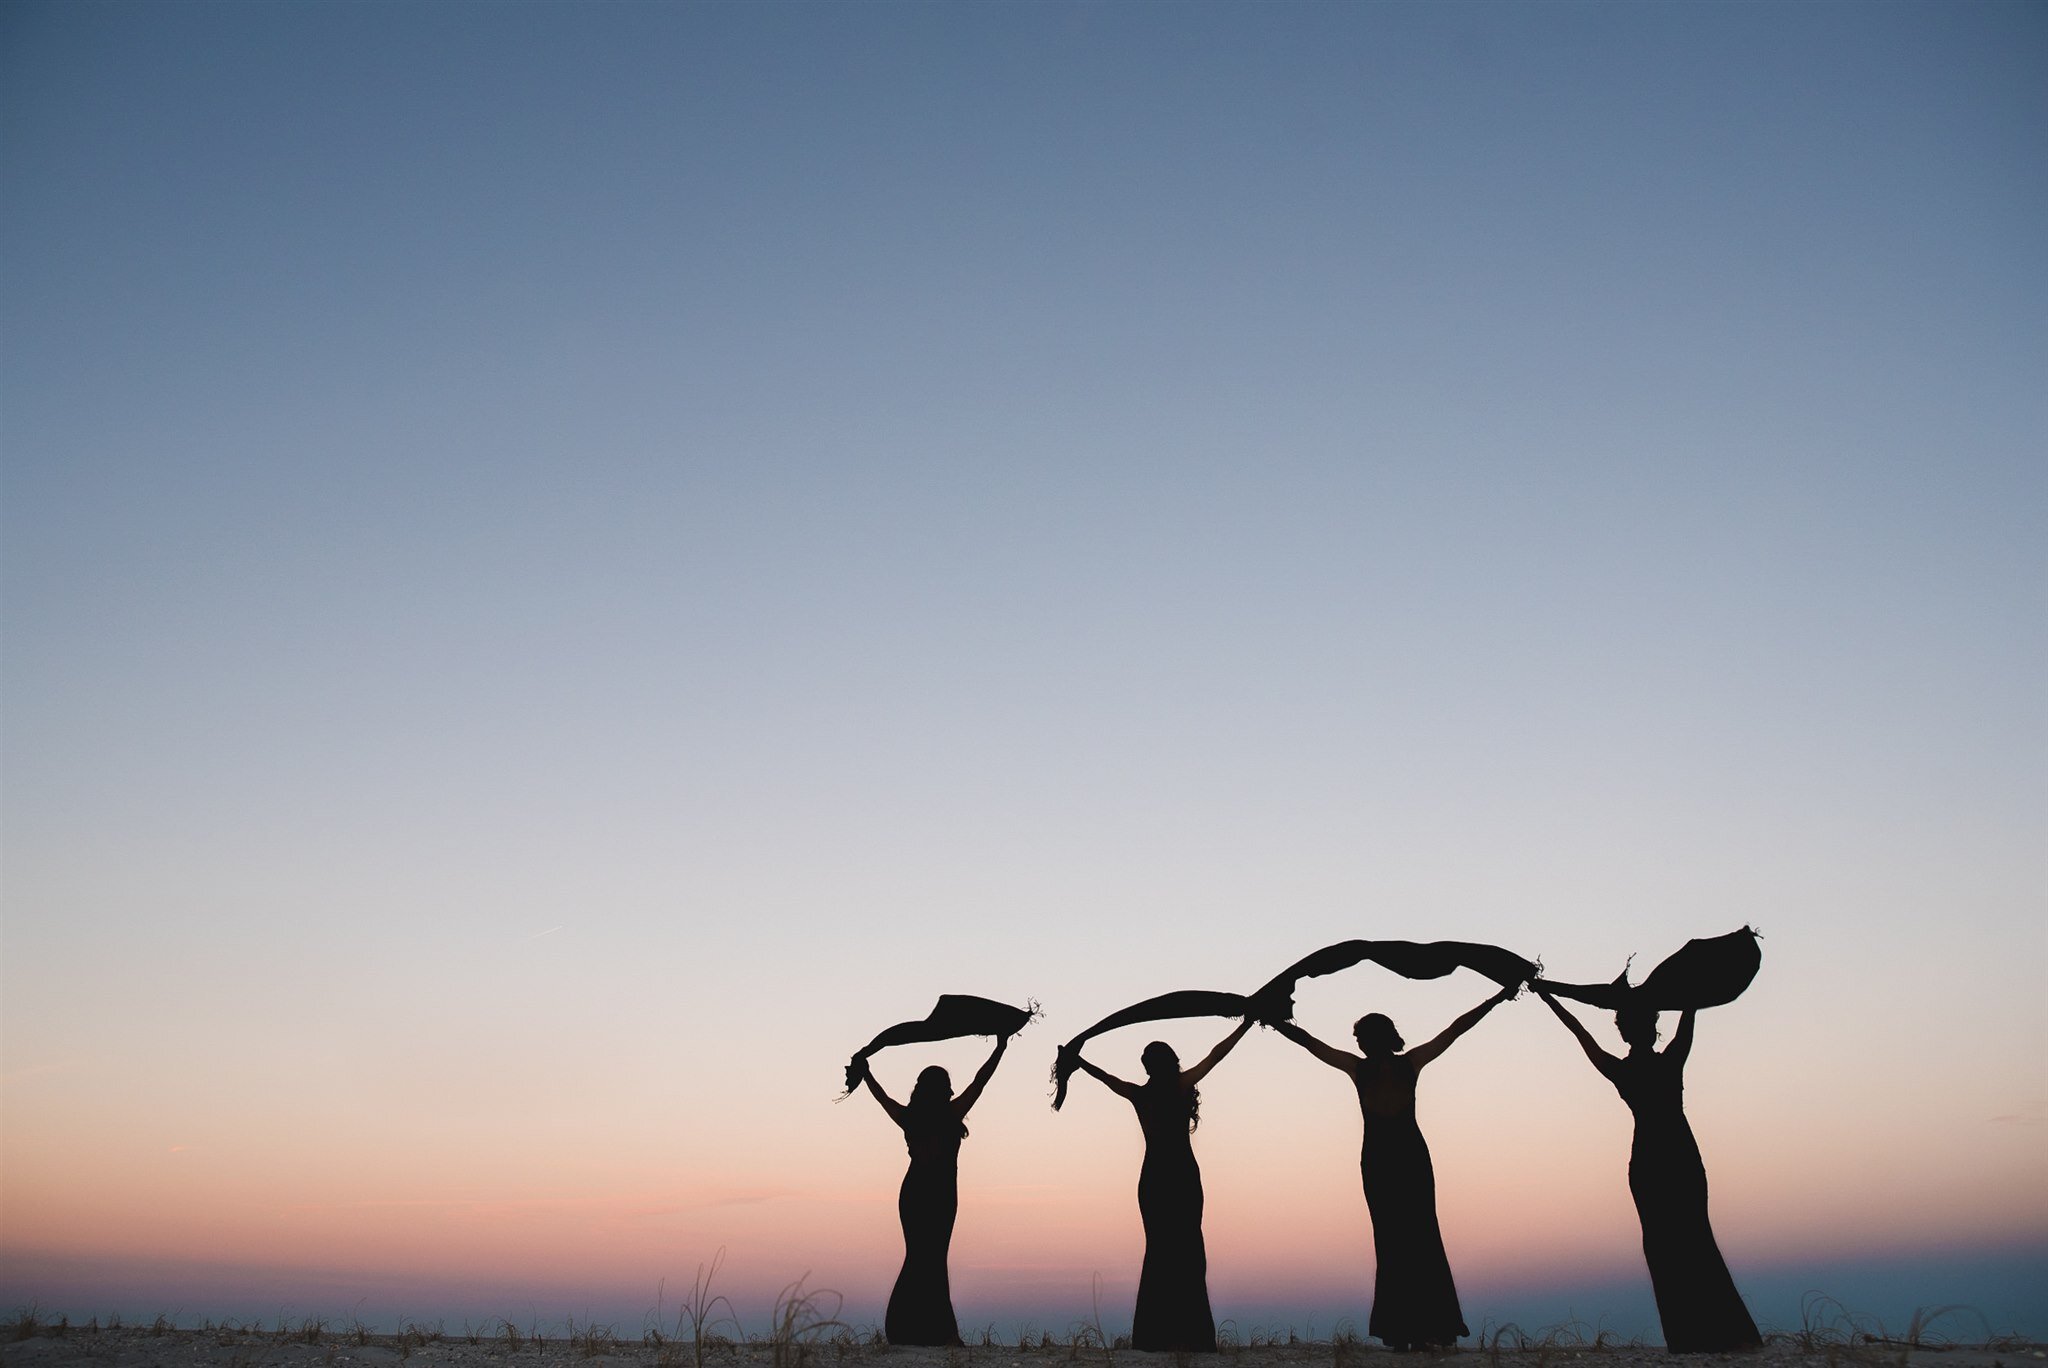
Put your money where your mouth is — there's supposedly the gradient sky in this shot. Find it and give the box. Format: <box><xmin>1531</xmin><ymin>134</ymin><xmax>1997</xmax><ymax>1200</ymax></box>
<box><xmin>3</xmin><ymin>0</ymin><xmax>2044</xmax><ymax>1345</ymax></box>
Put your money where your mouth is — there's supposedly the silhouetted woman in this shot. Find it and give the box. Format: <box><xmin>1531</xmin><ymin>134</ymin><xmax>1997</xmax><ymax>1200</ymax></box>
<box><xmin>852</xmin><ymin>1035</ymin><xmax>1008</xmax><ymax>1346</ymax></box>
<box><xmin>1063</xmin><ymin>1017</ymin><xmax>1254</xmax><ymax>1351</ymax></box>
<box><xmin>1267</xmin><ymin>986</ymin><xmax>1515</xmax><ymax>1349</ymax></box>
<box><xmin>1535</xmin><ymin>989</ymin><xmax>1761</xmax><ymax>1353</ymax></box>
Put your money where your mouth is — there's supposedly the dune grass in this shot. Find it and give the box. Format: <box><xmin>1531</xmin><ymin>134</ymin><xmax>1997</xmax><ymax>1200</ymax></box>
<box><xmin>5</xmin><ymin>1275</ymin><xmax>2040</xmax><ymax>1359</ymax></box>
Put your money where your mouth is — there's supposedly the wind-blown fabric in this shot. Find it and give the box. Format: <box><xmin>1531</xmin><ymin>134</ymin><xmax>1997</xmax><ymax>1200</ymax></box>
<box><xmin>1537</xmin><ymin>927</ymin><xmax>1761</xmax><ymax>1010</ymax></box>
<box><xmin>1049</xmin><ymin>990</ymin><xmax>1251</xmax><ymax>1110</ymax></box>
<box><xmin>1252</xmin><ymin>939</ymin><xmax>1538</xmax><ymax>1021</ymax></box>
<box><xmin>1048</xmin><ymin>942</ymin><xmax>1538</xmax><ymax>1106</ymax></box>
<box><xmin>846</xmin><ymin>994</ymin><xmax>1035</xmax><ymax>1094</ymax></box>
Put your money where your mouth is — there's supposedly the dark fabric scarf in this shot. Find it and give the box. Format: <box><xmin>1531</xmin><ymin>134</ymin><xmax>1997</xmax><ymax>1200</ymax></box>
<box><xmin>1251</xmin><ymin>939</ymin><xmax>1537</xmax><ymax>1021</ymax></box>
<box><xmin>1050</xmin><ymin>939</ymin><xmax>1540</xmax><ymax>1108</ymax></box>
<box><xmin>845</xmin><ymin>994</ymin><xmax>1036</xmax><ymax>1094</ymax></box>
<box><xmin>1536</xmin><ymin>927</ymin><xmax>1761</xmax><ymax>1010</ymax></box>
<box><xmin>1049</xmin><ymin>989</ymin><xmax>1252</xmax><ymax>1110</ymax></box>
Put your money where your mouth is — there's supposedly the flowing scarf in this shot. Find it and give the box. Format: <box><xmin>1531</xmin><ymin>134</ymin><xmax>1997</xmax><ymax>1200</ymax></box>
<box><xmin>1049</xmin><ymin>989</ymin><xmax>1251</xmax><ymax>1110</ymax></box>
<box><xmin>1250</xmin><ymin>938</ymin><xmax>1538</xmax><ymax>1022</ymax></box>
<box><xmin>1245</xmin><ymin>933</ymin><xmax>1540</xmax><ymax>1011</ymax></box>
<box><xmin>845</xmin><ymin>994</ymin><xmax>1036</xmax><ymax>1094</ymax></box>
<box><xmin>1537</xmin><ymin>926</ymin><xmax>1761</xmax><ymax>1010</ymax></box>
<box><xmin>1048</xmin><ymin>938</ymin><xmax>1538</xmax><ymax>1108</ymax></box>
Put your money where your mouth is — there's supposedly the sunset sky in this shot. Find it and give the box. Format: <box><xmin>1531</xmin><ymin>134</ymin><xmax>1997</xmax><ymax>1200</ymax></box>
<box><xmin>3</xmin><ymin>0</ymin><xmax>2043</xmax><ymax>1345</ymax></box>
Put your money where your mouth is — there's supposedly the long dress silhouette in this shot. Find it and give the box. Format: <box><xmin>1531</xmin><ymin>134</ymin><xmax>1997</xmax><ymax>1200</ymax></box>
<box><xmin>1269</xmin><ymin>986</ymin><xmax>1514</xmax><ymax>1349</ymax></box>
<box><xmin>1065</xmin><ymin>1018</ymin><xmax>1254</xmax><ymax>1351</ymax></box>
<box><xmin>1536</xmin><ymin>990</ymin><xmax>1761</xmax><ymax>1353</ymax></box>
<box><xmin>853</xmin><ymin>1036</ymin><xmax>1008</xmax><ymax>1346</ymax></box>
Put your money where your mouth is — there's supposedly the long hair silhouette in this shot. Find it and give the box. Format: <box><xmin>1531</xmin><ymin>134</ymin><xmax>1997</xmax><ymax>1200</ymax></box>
<box><xmin>1139</xmin><ymin>1041</ymin><xmax>1201</xmax><ymax>1131</ymax></box>
<box><xmin>1063</xmin><ymin>1016</ymin><xmax>1253</xmax><ymax>1352</ymax></box>
<box><xmin>907</xmin><ymin>1065</ymin><xmax>970</xmax><ymax>1138</ymax></box>
<box><xmin>851</xmin><ymin>1035</ymin><xmax>1009</xmax><ymax>1346</ymax></box>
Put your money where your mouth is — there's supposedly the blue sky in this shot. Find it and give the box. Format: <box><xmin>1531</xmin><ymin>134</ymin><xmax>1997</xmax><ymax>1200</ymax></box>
<box><xmin>4</xmin><ymin>0</ymin><xmax>2044</xmax><ymax>1342</ymax></box>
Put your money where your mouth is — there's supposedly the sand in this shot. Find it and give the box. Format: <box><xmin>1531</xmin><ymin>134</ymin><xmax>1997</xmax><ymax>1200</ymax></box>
<box><xmin>3</xmin><ymin>1330</ymin><xmax>2042</xmax><ymax>1368</ymax></box>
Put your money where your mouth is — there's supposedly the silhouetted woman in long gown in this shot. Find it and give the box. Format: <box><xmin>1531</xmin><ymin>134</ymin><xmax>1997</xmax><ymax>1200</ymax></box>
<box><xmin>852</xmin><ymin>1036</ymin><xmax>1008</xmax><ymax>1346</ymax></box>
<box><xmin>1268</xmin><ymin>987</ymin><xmax>1514</xmax><ymax>1349</ymax></box>
<box><xmin>1064</xmin><ymin>1018</ymin><xmax>1254</xmax><ymax>1351</ymax></box>
<box><xmin>1535</xmin><ymin>989</ymin><xmax>1761</xmax><ymax>1353</ymax></box>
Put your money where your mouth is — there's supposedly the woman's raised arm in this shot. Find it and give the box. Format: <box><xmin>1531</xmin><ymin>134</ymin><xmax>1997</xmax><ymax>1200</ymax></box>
<box><xmin>1268</xmin><ymin>1019</ymin><xmax>1357</xmax><ymax>1073</ymax></box>
<box><xmin>1408</xmin><ymin>984</ymin><xmax>1516</xmax><ymax>1070</ymax></box>
<box><xmin>952</xmin><ymin>1035</ymin><xmax>1009</xmax><ymax>1117</ymax></box>
<box><xmin>1062</xmin><ymin>1044</ymin><xmax>1142</xmax><ymax>1100</ymax></box>
<box><xmin>1664</xmin><ymin>1007</ymin><xmax>1696</xmax><ymax>1068</ymax></box>
<box><xmin>854</xmin><ymin>1059</ymin><xmax>911</xmax><ymax>1127</ymax></box>
<box><xmin>1536</xmin><ymin>987</ymin><xmax>1621</xmax><ymax>1081</ymax></box>
<box><xmin>1182</xmin><ymin>1016</ymin><xmax>1255</xmax><ymax>1087</ymax></box>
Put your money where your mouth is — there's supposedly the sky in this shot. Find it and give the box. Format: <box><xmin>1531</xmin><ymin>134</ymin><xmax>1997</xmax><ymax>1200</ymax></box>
<box><xmin>2</xmin><ymin>0</ymin><xmax>2044</xmax><ymax>1346</ymax></box>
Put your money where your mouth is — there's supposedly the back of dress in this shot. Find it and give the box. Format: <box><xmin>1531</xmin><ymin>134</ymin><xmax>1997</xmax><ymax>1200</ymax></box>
<box><xmin>1352</xmin><ymin>1054</ymin><xmax>1418</xmax><ymax>1118</ymax></box>
<box><xmin>1134</xmin><ymin>1080</ymin><xmax>1197</xmax><ymax>1152</ymax></box>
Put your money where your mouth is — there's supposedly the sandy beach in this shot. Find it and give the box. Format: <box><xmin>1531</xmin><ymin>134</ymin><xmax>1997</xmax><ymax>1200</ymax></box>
<box><xmin>5</xmin><ymin>1327</ymin><xmax>2043</xmax><ymax>1368</ymax></box>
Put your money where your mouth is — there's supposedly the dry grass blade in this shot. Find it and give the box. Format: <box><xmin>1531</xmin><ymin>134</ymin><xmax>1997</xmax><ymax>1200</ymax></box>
<box><xmin>566</xmin><ymin>1314</ymin><xmax>619</xmax><ymax>1358</ymax></box>
<box><xmin>664</xmin><ymin>1247</ymin><xmax>746</xmax><ymax>1368</ymax></box>
<box><xmin>766</xmin><ymin>1276</ymin><xmax>847</xmax><ymax>1368</ymax></box>
<box><xmin>1882</xmin><ymin>1303</ymin><xmax>1990</xmax><ymax>1349</ymax></box>
<box><xmin>1331</xmin><ymin>1319</ymin><xmax>1362</xmax><ymax>1368</ymax></box>
<box><xmin>1084</xmin><ymin>1273</ymin><xmax>1114</xmax><ymax>1367</ymax></box>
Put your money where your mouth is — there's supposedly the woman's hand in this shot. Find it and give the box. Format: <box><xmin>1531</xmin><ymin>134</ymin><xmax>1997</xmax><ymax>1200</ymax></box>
<box><xmin>1248</xmin><ymin>984</ymin><xmax>1294</xmax><ymax>1027</ymax></box>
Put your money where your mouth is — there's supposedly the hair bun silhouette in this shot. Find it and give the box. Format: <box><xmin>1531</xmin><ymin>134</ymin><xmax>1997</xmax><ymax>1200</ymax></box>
<box><xmin>846</xmin><ymin>994</ymin><xmax>1036</xmax><ymax>1094</ymax></box>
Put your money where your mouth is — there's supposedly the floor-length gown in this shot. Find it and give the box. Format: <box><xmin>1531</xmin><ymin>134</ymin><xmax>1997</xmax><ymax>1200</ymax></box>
<box><xmin>887</xmin><ymin>1122</ymin><xmax>963</xmax><ymax>1346</ymax></box>
<box><xmin>1613</xmin><ymin>1054</ymin><xmax>1760</xmax><ymax>1352</ymax></box>
<box><xmin>1130</xmin><ymin>1084</ymin><xmax>1215</xmax><ymax>1351</ymax></box>
<box><xmin>1352</xmin><ymin>1056</ymin><xmax>1467</xmax><ymax>1348</ymax></box>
